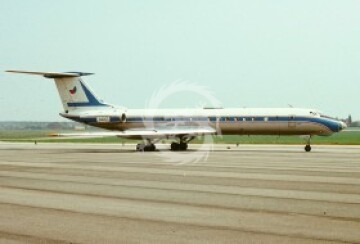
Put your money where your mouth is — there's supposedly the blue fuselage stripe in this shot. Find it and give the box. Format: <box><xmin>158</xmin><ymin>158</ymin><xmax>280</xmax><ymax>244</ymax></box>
<box><xmin>65</xmin><ymin>115</ymin><xmax>340</xmax><ymax>132</ymax></box>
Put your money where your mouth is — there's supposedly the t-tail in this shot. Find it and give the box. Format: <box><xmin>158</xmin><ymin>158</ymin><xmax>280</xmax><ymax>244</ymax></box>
<box><xmin>6</xmin><ymin>70</ymin><xmax>111</xmax><ymax>113</ymax></box>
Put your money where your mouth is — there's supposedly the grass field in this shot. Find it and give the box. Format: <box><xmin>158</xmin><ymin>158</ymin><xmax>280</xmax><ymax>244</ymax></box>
<box><xmin>1</xmin><ymin>129</ymin><xmax>360</xmax><ymax>145</ymax></box>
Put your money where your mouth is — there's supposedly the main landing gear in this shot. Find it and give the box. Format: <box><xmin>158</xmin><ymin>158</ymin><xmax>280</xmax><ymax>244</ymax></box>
<box><xmin>136</xmin><ymin>142</ymin><xmax>156</xmax><ymax>151</ymax></box>
<box><xmin>170</xmin><ymin>142</ymin><xmax>188</xmax><ymax>151</ymax></box>
<box><xmin>170</xmin><ymin>136</ymin><xmax>193</xmax><ymax>151</ymax></box>
<box><xmin>136</xmin><ymin>136</ymin><xmax>193</xmax><ymax>152</ymax></box>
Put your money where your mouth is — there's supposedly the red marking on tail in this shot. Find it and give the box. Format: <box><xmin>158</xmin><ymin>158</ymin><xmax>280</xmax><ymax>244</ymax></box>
<box><xmin>69</xmin><ymin>86</ymin><xmax>77</xmax><ymax>94</ymax></box>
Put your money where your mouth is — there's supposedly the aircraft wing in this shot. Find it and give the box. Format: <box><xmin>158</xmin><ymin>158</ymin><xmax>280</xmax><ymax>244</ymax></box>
<box><xmin>119</xmin><ymin>127</ymin><xmax>217</xmax><ymax>139</ymax></box>
<box><xmin>50</xmin><ymin>127</ymin><xmax>216</xmax><ymax>139</ymax></box>
<box><xmin>49</xmin><ymin>131</ymin><xmax>123</xmax><ymax>138</ymax></box>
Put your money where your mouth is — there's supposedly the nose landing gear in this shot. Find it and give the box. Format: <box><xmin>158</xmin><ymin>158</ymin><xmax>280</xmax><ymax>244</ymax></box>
<box><xmin>304</xmin><ymin>135</ymin><xmax>312</xmax><ymax>152</ymax></box>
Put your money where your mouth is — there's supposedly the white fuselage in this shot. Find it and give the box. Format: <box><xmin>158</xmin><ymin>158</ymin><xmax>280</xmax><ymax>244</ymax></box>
<box><xmin>62</xmin><ymin>107</ymin><xmax>345</xmax><ymax>139</ymax></box>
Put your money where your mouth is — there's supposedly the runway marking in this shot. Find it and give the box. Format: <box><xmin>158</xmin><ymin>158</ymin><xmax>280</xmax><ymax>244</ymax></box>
<box><xmin>0</xmin><ymin>230</ymin><xmax>70</xmax><ymax>244</ymax></box>
<box><xmin>0</xmin><ymin>187</ymin><xmax>359</xmax><ymax>243</ymax></box>
<box><xmin>1</xmin><ymin>178</ymin><xmax>360</xmax><ymax>222</ymax></box>
<box><xmin>0</xmin><ymin>203</ymin><xmax>348</xmax><ymax>244</ymax></box>
<box><xmin>0</xmin><ymin>171</ymin><xmax>360</xmax><ymax>204</ymax></box>
<box><xmin>2</xmin><ymin>161</ymin><xmax>360</xmax><ymax>185</ymax></box>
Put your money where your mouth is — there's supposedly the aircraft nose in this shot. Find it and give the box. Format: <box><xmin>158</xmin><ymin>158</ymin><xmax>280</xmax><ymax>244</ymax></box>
<box><xmin>339</xmin><ymin>121</ymin><xmax>347</xmax><ymax>131</ymax></box>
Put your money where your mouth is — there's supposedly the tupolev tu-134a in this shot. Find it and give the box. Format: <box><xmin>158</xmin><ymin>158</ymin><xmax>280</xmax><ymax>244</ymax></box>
<box><xmin>6</xmin><ymin>70</ymin><xmax>347</xmax><ymax>152</ymax></box>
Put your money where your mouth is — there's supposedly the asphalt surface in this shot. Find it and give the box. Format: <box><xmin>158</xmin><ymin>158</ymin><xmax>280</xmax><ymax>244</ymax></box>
<box><xmin>0</xmin><ymin>142</ymin><xmax>359</xmax><ymax>244</ymax></box>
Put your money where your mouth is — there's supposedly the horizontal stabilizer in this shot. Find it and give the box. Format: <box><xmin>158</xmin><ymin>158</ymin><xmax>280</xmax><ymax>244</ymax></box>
<box><xmin>6</xmin><ymin>70</ymin><xmax>93</xmax><ymax>78</ymax></box>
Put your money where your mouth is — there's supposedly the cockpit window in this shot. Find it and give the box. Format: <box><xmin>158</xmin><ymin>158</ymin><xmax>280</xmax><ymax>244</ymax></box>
<box><xmin>320</xmin><ymin>114</ymin><xmax>337</xmax><ymax>120</ymax></box>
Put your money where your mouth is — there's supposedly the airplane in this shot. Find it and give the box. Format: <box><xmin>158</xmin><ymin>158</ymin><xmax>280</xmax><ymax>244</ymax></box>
<box><xmin>6</xmin><ymin>70</ymin><xmax>347</xmax><ymax>152</ymax></box>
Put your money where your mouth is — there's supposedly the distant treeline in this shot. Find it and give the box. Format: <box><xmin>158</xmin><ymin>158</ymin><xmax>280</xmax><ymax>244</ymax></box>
<box><xmin>350</xmin><ymin>121</ymin><xmax>360</xmax><ymax>127</ymax></box>
<box><xmin>0</xmin><ymin>121</ymin><xmax>87</xmax><ymax>130</ymax></box>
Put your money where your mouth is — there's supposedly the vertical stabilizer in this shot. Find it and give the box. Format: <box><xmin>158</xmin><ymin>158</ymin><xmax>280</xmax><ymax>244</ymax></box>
<box><xmin>54</xmin><ymin>76</ymin><xmax>108</xmax><ymax>111</ymax></box>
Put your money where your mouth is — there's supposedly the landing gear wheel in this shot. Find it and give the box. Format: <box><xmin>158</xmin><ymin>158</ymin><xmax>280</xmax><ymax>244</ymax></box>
<box><xmin>171</xmin><ymin>142</ymin><xmax>188</xmax><ymax>151</ymax></box>
<box><xmin>179</xmin><ymin>142</ymin><xmax>188</xmax><ymax>150</ymax></box>
<box><xmin>136</xmin><ymin>143</ymin><xmax>156</xmax><ymax>151</ymax></box>
<box><xmin>305</xmin><ymin>145</ymin><xmax>311</xmax><ymax>152</ymax></box>
<box><xmin>136</xmin><ymin>143</ymin><xmax>144</xmax><ymax>151</ymax></box>
<box><xmin>171</xmin><ymin>142</ymin><xmax>179</xmax><ymax>151</ymax></box>
<box><xmin>149</xmin><ymin>144</ymin><xmax>156</xmax><ymax>151</ymax></box>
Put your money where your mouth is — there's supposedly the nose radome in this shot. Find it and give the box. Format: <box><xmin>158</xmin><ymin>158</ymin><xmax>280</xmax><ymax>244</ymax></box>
<box><xmin>340</xmin><ymin>121</ymin><xmax>347</xmax><ymax>130</ymax></box>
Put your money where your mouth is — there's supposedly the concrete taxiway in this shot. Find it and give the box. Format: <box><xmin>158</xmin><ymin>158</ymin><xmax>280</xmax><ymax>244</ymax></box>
<box><xmin>0</xmin><ymin>142</ymin><xmax>359</xmax><ymax>243</ymax></box>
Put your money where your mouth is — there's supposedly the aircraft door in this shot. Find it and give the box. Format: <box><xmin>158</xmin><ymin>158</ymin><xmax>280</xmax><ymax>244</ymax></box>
<box><xmin>121</xmin><ymin>113</ymin><xmax>126</xmax><ymax>123</ymax></box>
<box><xmin>288</xmin><ymin>115</ymin><xmax>296</xmax><ymax>129</ymax></box>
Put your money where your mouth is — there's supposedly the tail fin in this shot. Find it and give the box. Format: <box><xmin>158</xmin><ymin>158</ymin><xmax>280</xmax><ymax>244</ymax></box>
<box><xmin>6</xmin><ymin>70</ymin><xmax>110</xmax><ymax>112</ymax></box>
